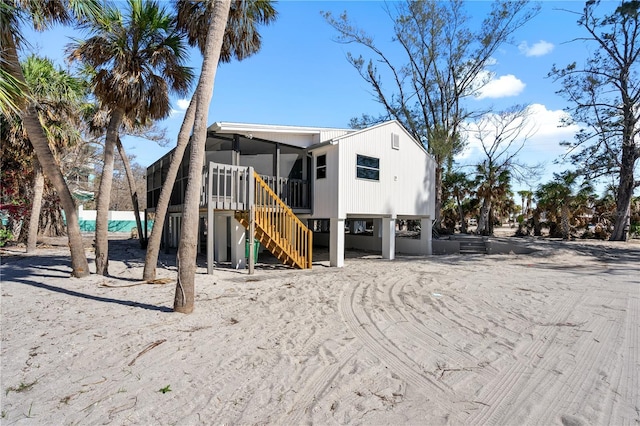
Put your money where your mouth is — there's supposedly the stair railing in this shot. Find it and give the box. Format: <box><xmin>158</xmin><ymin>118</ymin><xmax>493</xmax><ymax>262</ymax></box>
<box><xmin>253</xmin><ymin>171</ymin><xmax>313</xmax><ymax>269</ymax></box>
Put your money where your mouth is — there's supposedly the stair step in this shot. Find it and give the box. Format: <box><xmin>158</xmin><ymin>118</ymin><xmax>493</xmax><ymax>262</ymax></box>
<box><xmin>459</xmin><ymin>241</ymin><xmax>487</xmax><ymax>254</ymax></box>
<box><xmin>234</xmin><ymin>207</ymin><xmax>310</xmax><ymax>269</ymax></box>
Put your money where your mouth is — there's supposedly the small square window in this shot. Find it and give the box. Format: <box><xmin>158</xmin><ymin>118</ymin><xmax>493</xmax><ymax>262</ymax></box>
<box><xmin>316</xmin><ymin>154</ymin><xmax>327</xmax><ymax>179</ymax></box>
<box><xmin>356</xmin><ymin>154</ymin><xmax>380</xmax><ymax>181</ymax></box>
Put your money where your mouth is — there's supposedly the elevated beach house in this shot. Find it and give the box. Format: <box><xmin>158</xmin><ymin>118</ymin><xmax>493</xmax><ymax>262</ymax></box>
<box><xmin>146</xmin><ymin>120</ymin><xmax>436</xmax><ymax>271</ymax></box>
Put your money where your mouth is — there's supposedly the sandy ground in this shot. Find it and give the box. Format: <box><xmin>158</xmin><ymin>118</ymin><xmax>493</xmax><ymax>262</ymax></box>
<box><xmin>1</xmin><ymin>233</ymin><xmax>639</xmax><ymax>425</ymax></box>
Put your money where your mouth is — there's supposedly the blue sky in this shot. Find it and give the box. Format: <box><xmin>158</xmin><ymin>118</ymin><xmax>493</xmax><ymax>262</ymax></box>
<box><xmin>20</xmin><ymin>0</ymin><xmax>623</xmax><ymax>194</ymax></box>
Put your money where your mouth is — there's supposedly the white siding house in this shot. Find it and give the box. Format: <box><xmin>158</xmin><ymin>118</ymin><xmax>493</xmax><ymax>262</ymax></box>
<box><xmin>147</xmin><ymin>120</ymin><xmax>436</xmax><ymax>269</ymax></box>
<box><xmin>306</xmin><ymin>121</ymin><xmax>435</xmax><ymax>266</ymax></box>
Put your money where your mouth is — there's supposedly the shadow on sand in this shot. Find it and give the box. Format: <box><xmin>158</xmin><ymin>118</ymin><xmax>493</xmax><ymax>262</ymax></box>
<box><xmin>1</xmin><ymin>244</ymin><xmax>172</xmax><ymax>313</ymax></box>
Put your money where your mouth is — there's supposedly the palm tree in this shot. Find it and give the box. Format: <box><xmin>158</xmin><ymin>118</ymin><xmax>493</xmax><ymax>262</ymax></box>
<box><xmin>493</xmin><ymin>187</ymin><xmax>516</xmax><ymax>229</ymax></box>
<box><xmin>516</xmin><ymin>189</ymin><xmax>534</xmax><ymax>235</ymax></box>
<box><xmin>21</xmin><ymin>56</ymin><xmax>87</xmax><ymax>252</ymax></box>
<box><xmin>1</xmin><ymin>0</ymin><xmax>99</xmax><ymax>277</ymax></box>
<box><xmin>143</xmin><ymin>0</ymin><xmax>277</xmax><ymax>281</ymax></box>
<box><xmin>68</xmin><ymin>0</ymin><xmax>194</xmax><ymax>275</ymax></box>
<box><xmin>474</xmin><ymin>162</ymin><xmax>512</xmax><ymax>236</ymax></box>
<box><xmin>176</xmin><ymin>0</ymin><xmax>277</xmax><ymax>61</ymax></box>
<box><xmin>115</xmin><ymin>136</ymin><xmax>145</xmax><ymax>245</ymax></box>
<box><xmin>536</xmin><ymin>171</ymin><xmax>594</xmax><ymax>239</ymax></box>
<box><xmin>174</xmin><ymin>0</ymin><xmax>232</xmax><ymax>313</ymax></box>
<box><xmin>85</xmin><ymin>105</ymin><xmax>158</xmax><ymax>248</ymax></box>
<box><xmin>443</xmin><ymin>170</ymin><xmax>473</xmax><ymax>233</ymax></box>
<box><xmin>1</xmin><ymin>56</ymin><xmax>86</xmax><ymax>251</ymax></box>
<box><xmin>0</xmin><ymin>63</ymin><xmax>25</xmax><ymax>118</ymax></box>
<box><xmin>467</xmin><ymin>105</ymin><xmax>537</xmax><ymax>236</ymax></box>
<box><xmin>517</xmin><ymin>190</ymin><xmax>533</xmax><ymax>218</ymax></box>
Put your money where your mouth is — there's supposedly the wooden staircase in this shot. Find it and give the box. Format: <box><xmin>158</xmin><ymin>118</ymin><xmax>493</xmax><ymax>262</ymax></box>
<box><xmin>235</xmin><ymin>172</ymin><xmax>313</xmax><ymax>269</ymax></box>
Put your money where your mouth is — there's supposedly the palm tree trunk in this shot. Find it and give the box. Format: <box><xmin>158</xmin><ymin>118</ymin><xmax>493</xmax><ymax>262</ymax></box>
<box><xmin>143</xmin><ymin>95</ymin><xmax>197</xmax><ymax>281</ymax></box>
<box><xmin>115</xmin><ymin>136</ymin><xmax>144</xmax><ymax>248</ymax></box>
<box><xmin>175</xmin><ymin>0</ymin><xmax>231</xmax><ymax>314</ymax></box>
<box><xmin>477</xmin><ymin>198</ymin><xmax>491</xmax><ymax>236</ymax></box>
<box><xmin>561</xmin><ymin>203</ymin><xmax>571</xmax><ymax>240</ymax></box>
<box><xmin>95</xmin><ymin>108</ymin><xmax>124</xmax><ymax>275</ymax></box>
<box><xmin>456</xmin><ymin>195</ymin><xmax>466</xmax><ymax>233</ymax></box>
<box><xmin>488</xmin><ymin>205</ymin><xmax>495</xmax><ymax>235</ymax></box>
<box><xmin>533</xmin><ymin>209</ymin><xmax>542</xmax><ymax>236</ymax></box>
<box><xmin>26</xmin><ymin>159</ymin><xmax>45</xmax><ymax>253</ymax></box>
<box><xmin>4</xmin><ymin>36</ymin><xmax>89</xmax><ymax>277</ymax></box>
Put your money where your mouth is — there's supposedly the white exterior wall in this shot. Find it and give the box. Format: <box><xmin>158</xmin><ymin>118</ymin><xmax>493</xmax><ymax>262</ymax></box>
<box><xmin>208</xmin><ymin>123</ymin><xmax>352</xmax><ymax>150</ymax></box>
<box><xmin>248</xmin><ymin>132</ymin><xmax>315</xmax><ymax>148</ymax></box>
<box><xmin>319</xmin><ymin>130</ymin><xmax>352</xmax><ymax>142</ymax></box>
<box><xmin>337</xmin><ymin>122</ymin><xmax>435</xmax><ymax>218</ymax></box>
<box><xmin>312</xmin><ymin>145</ymin><xmax>341</xmax><ymax>218</ymax></box>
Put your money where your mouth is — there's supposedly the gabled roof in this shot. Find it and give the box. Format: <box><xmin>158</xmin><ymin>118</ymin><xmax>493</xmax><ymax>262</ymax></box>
<box><xmin>308</xmin><ymin>120</ymin><xmax>429</xmax><ymax>155</ymax></box>
<box><xmin>208</xmin><ymin>122</ymin><xmax>355</xmax><ymax>148</ymax></box>
<box><xmin>209</xmin><ymin>121</ymin><xmax>352</xmax><ymax>135</ymax></box>
<box><xmin>206</xmin><ymin>120</ymin><xmax>429</xmax><ymax>157</ymax></box>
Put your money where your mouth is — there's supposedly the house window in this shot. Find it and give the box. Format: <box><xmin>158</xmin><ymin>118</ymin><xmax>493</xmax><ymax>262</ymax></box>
<box><xmin>316</xmin><ymin>154</ymin><xmax>327</xmax><ymax>179</ymax></box>
<box><xmin>356</xmin><ymin>154</ymin><xmax>380</xmax><ymax>181</ymax></box>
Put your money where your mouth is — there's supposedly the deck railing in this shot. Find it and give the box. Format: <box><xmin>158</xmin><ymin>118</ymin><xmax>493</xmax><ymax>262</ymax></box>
<box><xmin>202</xmin><ymin>162</ymin><xmax>312</xmax><ymax>269</ymax></box>
<box><xmin>258</xmin><ymin>175</ymin><xmax>310</xmax><ymax>210</ymax></box>
<box><xmin>201</xmin><ymin>163</ymin><xmax>251</xmax><ymax>210</ymax></box>
<box><xmin>201</xmin><ymin>164</ymin><xmax>311</xmax><ymax>211</ymax></box>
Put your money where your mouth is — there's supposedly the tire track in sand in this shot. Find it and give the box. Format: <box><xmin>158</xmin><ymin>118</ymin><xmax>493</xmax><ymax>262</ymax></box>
<box><xmin>467</xmin><ymin>290</ymin><xmax>584</xmax><ymax>425</ymax></box>
<box><xmin>277</xmin><ymin>339</ymin><xmax>360</xmax><ymax>424</ymax></box>
<box><xmin>503</xmin><ymin>296</ymin><xmax>619</xmax><ymax>425</ymax></box>
<box><xmin>607</xmin><ymin>293</ymin><xmax>639</xmax><ymax>423</ymax></box>
<box><xmin>382</xmin><ymin>276</ymin><xmax>500</xmax><ymax>383</ymax></box>
<box><xmin>339</xmin><ymin>279</ymin><xmax>453</xmax><ymax>401</ymax></box>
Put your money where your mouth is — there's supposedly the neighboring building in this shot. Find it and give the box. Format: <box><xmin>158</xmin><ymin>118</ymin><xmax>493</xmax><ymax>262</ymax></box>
<box><xmin>146</xmin><ymin>120</ymin><xmax>436</xmax><ymax>271</ymax></box>
<box><xmin>78</xmin><ymin>206</ymin><xmax>150</xmax><ymax>233</ymax></box>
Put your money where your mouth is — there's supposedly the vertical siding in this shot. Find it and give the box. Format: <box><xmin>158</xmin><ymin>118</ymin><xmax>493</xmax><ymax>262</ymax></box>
<box><xmin>338</xmin><ymin>122</ymin><xmax>435</xmax><ymax>217</ymax></box>
<box><xmin>319</xmin><ymin>129</ymin><xmax>353</xmax><ymax>142</ymax></box>
<box><xmin>312</xmin><ymin>146</ymin><xmax>340</xmax><ymax>218</ymax></box>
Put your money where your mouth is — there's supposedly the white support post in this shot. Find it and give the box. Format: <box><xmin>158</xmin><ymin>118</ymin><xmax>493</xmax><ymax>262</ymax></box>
<box><xmin>205</xmin><ymin>162</ymin><xmax>213</xmax><ymax>273</ymax></box>
<box><xmin>197</xmin><ymin>216</ymin><xmax>201</xmax><ymax>255</ymax></box>
<box><xmin>207</xmin><ymin>211</ymin><xmax>214</xmax><ymax>275</ymax></box>
<box><xmin>382</xmin><ymin>216</ymin><xmax>396</xmax><ymax>260</ymax></box>
<box><xmin>421</xmin><ymin>217</ymin><xmax>433</xmax><ymax>255</ymax></box>
<box><xmin>330</xmin><ymin>217</ymin><xmax>345</xmax><ymax>267</ymax></box>
<box><xmin>230</xmin><ymin>217</ymin><xmax>246</xmax><ymax>270</ymax></box>
<box><xmin>372</xmin><ymin>218</ymin><xmax>382</xmax><ymax>239</ymax></box>
<box><xmin>163</xmin><ymin>213</ymin><xmax>170</xmax><ymax>254</ymax></box>
<box><xmin>248</xmin><ymin>167</ymin><xmax>255</xmax><ymax>275</ymax></box>
<box><xmin>214</xmin><ymin>215</ymin><xmax>227</xmax><ymax>262</ymax></box>
<box><xmin>171</xmin><ymin>216</ymin><xmax>177</xmax><ymax>248</ymax></box>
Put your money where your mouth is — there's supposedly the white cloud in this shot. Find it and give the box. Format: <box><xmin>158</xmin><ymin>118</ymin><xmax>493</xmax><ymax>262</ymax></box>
<box><xmin>485</xmin><ymin>57</ymin><xmax>498</xmax><ymax>67</ymax></box>
<box><xmin>176</xmin><ymin>98</ymin><xmax>190</xmax><ymax>110</ymax></box>
<box><xmin>455</xmin><ymin>104</ymin><xmax>581</xmax><ymax>162</ymax></box>
<box><xmin>525</xmin><ymin>103</ymin><xmax>579</xmax><ymax>150</ymax></box>
<box><xmin>169</xmin><ymin>98</ymin><xmax>191</xmax><ymax>117</ymax></box>
<box><xmin>518</xmin><ymin>40</ymin><xmax>554</xmax><ymax>57</ymax></box>
<box><xmin>475</xmin><ymin>74</ymin><xmax>525</xmax><ymax>100</ymax></box>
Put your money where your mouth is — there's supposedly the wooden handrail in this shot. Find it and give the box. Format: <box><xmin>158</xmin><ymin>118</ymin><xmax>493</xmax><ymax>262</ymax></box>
<box><xmin>253</xmin><ymin>172</ymin><xmax>313</xmax><ymax>269</ymax></box>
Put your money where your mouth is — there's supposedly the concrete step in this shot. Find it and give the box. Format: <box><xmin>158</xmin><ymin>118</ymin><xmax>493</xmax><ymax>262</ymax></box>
<box><xmin>459</xmin><ymin>241</ymin><xmax>487</xmax><ymax>254</ymax></box>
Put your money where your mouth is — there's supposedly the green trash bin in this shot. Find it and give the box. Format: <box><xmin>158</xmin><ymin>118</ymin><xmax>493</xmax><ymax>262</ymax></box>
<box><xmin>245</xmin><ymin>240</ymin><xmax>259</xmax><ymax>260</ymax></box>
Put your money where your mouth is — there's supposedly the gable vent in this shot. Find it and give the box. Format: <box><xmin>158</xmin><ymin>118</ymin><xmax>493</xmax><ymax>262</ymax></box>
<box><xmin>391</xmin><ymin>133</ymin><xmax>400</xmax><ymax>150</ymax></box>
